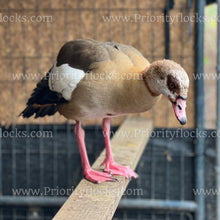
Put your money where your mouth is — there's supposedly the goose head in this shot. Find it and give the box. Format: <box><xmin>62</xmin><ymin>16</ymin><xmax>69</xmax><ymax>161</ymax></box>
<box><xmin>144</xmin><ymin>59</ymin><xmax>189</xmax><ymax>125</ymax></box>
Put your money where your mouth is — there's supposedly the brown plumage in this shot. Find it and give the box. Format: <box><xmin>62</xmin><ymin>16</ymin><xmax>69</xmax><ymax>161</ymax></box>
<box><xmin>20</xmin><ymin>39</ymin><xmax>189</xmax><ymax>183</ymax></box>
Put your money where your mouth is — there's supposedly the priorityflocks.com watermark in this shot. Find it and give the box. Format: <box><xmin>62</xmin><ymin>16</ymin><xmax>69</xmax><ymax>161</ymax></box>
<box><xmin>12</xmin><ymin>186</ymin><xmax>144</xmax><ymax>197</ymax></box>
<box><xmin>0</xmin><ymin>128</ymin><xmax>53</xmax><ymax>138</ymax></box>
<box><xmin>0</xmin><ymin>13</ymin><xmax>53</xmax><ymax>23</ymax></box>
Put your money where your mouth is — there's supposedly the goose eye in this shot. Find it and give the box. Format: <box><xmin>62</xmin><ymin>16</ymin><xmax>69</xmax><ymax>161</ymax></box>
<box><xmin>167</xmin><ymin>74</ymin><xmax>180</xmax><ymax>93</ymax></box>
<box><xmin>170</xmin><ymin>82</ymin><xmax>175</xmax><ymax>89</ymax></box>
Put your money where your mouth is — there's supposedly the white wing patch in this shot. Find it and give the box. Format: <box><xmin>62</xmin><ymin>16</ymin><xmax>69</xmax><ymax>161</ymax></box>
<box><xmin>49</xmin><ymin>63</ymin><xmax>85</xmax><ymax>100</ymax></box>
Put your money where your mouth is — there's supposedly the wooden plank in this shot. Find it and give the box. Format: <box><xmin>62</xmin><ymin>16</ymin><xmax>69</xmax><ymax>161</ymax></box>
<box><xmin>53</xmin><ymin>117</ymin><xmax>153</xmax><ymax>220</ymax></box>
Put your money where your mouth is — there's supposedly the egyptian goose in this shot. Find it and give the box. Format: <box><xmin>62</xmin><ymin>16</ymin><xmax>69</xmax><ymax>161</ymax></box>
<box><xmin>20</xmin><ymin>39</ymin><xmax>189</xmax><ymax>183</ymax></box>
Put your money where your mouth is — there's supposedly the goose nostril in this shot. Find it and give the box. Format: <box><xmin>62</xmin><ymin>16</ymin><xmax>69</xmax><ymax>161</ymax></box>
<box><xmin>178</xmin><ymin>105</ymin><xmax>182</xmax><ymax>110</ymax></box>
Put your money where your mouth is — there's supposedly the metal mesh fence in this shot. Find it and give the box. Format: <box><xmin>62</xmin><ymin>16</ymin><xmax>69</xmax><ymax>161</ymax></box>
<box><xmin>0</xmin><ymin>126</ymin><xmax>198</xmax><ymax>219</ymax></box>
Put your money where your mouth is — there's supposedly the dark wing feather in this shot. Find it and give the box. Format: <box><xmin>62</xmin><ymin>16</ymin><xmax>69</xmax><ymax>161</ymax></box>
<box><xmin>27</xmin><ymin>72</ymin><xmax>67</xmax><ymax>106</ymax></box>
<box><xmin>20</xmin><ymin>70</ymin><xmax>67</xmax><ymax>119</ymax></box>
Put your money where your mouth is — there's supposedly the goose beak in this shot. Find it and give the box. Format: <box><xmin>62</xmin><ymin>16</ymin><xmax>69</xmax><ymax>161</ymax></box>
<box><xmin>172</xmin><ymin>97</ymin><xmax>187</xmax><ymax>125</ymax></box>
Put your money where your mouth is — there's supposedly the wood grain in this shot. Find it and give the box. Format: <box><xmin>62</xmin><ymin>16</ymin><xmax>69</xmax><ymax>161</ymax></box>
<box><xmin>53</xmin><ymin>117</ymin><xmax>153</xmax><ymax>220</ymax></box>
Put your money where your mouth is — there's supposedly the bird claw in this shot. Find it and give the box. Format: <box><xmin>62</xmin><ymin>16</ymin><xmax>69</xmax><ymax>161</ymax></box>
<box><xmin>103</xmin><ymin>161</ymin><xmax>138</xmax><ymax>179</ymax></box>
<box><xmin>84</xmin><ymin>168</ymin><xmax>118</xmax><ymax>183</ymax></box>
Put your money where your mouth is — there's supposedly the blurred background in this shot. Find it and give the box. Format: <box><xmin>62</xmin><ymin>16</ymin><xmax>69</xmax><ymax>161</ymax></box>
<box><xmin>0</xmin><ymin>0</ymin><xmax>195</xmax><ymax>128</ymax></box>
<box><xmin>205</xmin><ymin>3</ymin><xmax>217</xmax><ymax>128</ymax></box>
<box><xmin>0</xmin><ymin>0</ymin><xmax>218</xmax><ymax>219</ymax></box>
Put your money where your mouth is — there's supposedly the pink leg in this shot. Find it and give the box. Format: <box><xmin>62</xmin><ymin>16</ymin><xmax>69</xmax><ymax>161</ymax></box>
<box><xmin>101</xmin><ymin>118</ymin><xmax>138</xmax><ymax>179</ymax></box>
<box><xmin>74</xmin><ymin>121</ymin><xmax>117</xmax><ymax>183</ymax></box>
